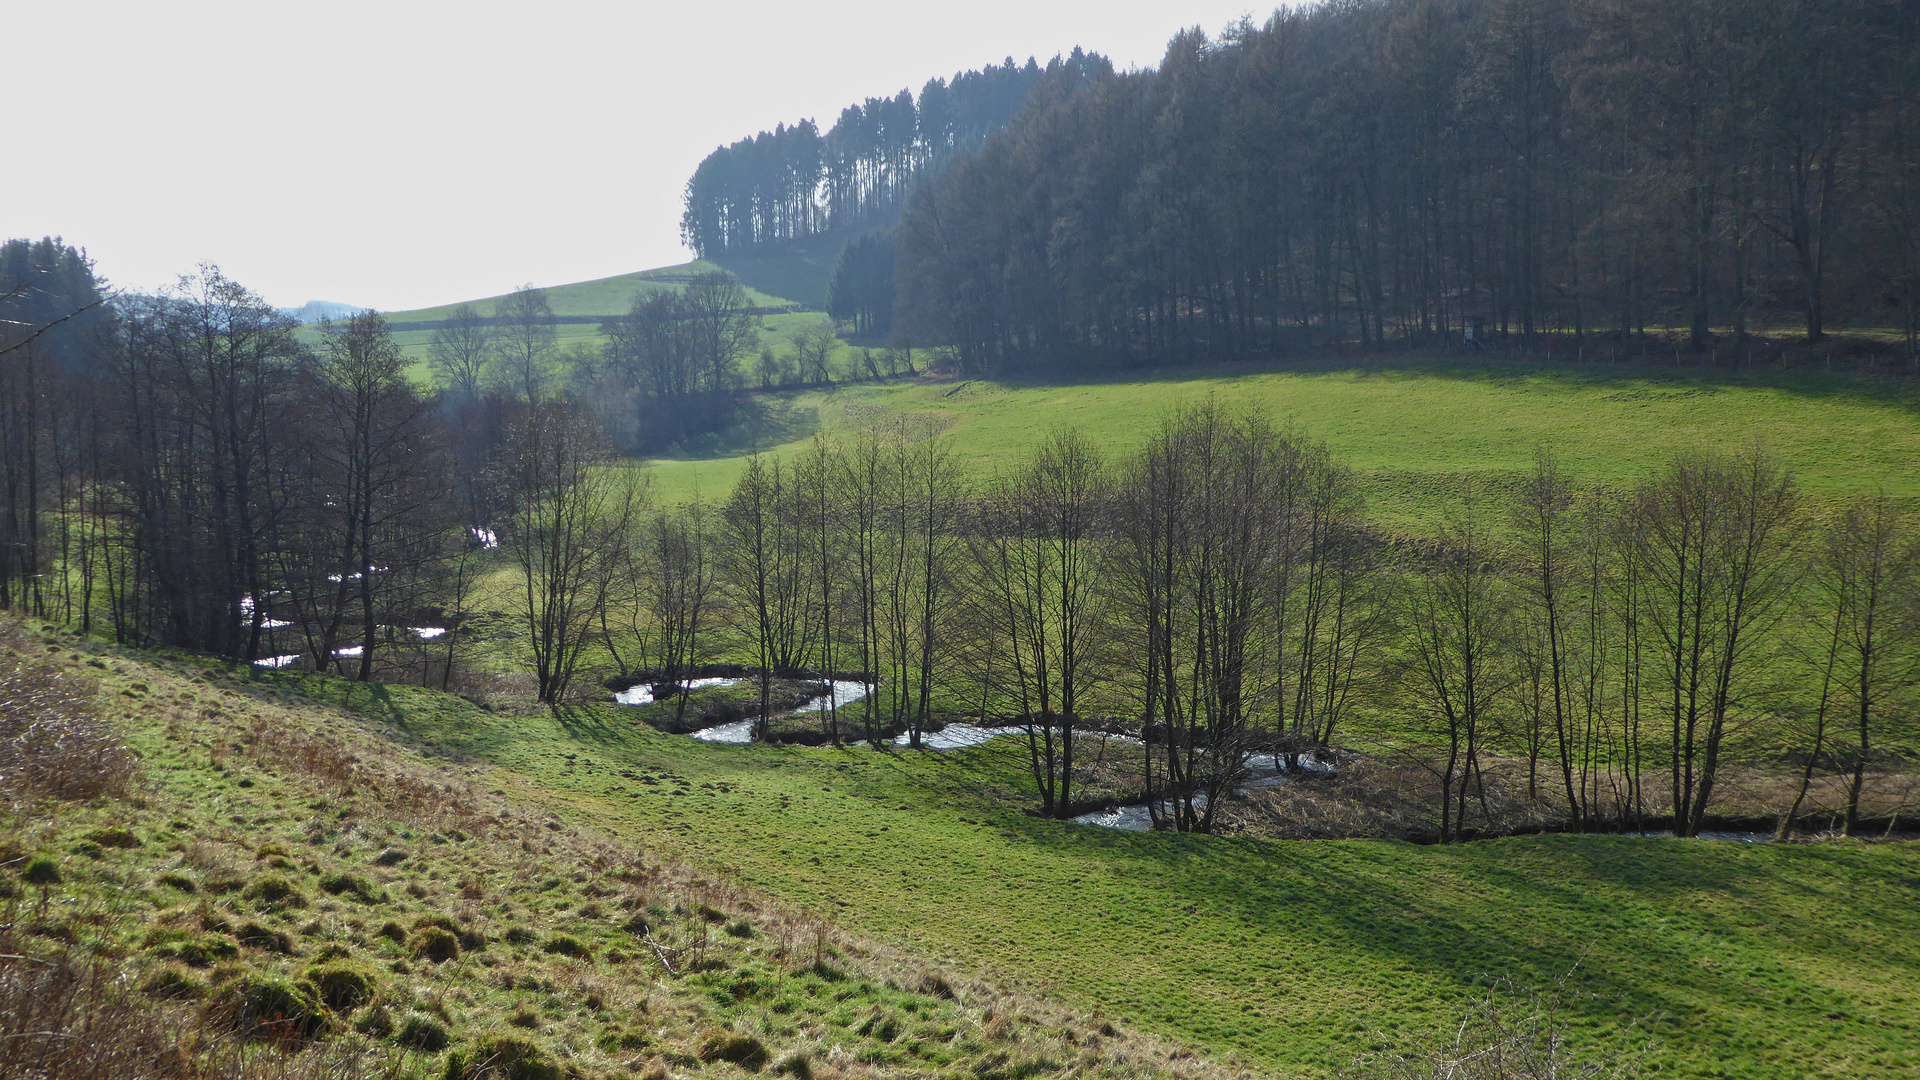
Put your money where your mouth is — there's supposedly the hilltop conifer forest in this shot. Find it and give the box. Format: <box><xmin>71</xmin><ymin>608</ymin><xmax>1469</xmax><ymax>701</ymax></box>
<box><xmin>5</xmin><ymin>1</ymin><xmax>1920</xmax><ymax>1078</ymax></box>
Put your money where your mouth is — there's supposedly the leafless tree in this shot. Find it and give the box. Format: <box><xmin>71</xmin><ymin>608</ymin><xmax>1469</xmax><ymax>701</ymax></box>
<box><xmin>427</xmin><ymin>302</ymin><xmax>495</xmax><ymax>401</ymax></box>
<box><xmin>1404</xmin><ymin>485</ymin><xmax>1510</xmax><ymax>843</ymax></box>
<box><xmin>790</xmin><ymin>321</ymin><xmax>839</xmax><ymax>386</ymax></box>
<box><xmin>279</xmin><ymin>312</ymin><xmax>447</xmax><ymax>679</ymax></box>
<box><xmin>1783</xmin><ymin>497</ymin><xmax>1919</xmax><ymax>835</ymax></box>
<box><xmin>972</xmin><ymin>429</ymin><xmax>1107</xmax><ymax>816</ymax></box>
<box><xmin>681</xmin><ymin>272</ymin><xmax>760</xmax><ymax>393</ymax></box>
<box><xmin>842</xmin><ymin>427</ymin><xmax>893</xmax><ymax>743</ymax></box>
<box><xmin>1513</xmin><ymin>449</ymin><xmax>1585</xmax><ymax>823</ymax></box>
<box><xmin>794</xmin><ymin>434</ymin><xmax>846</xmax><ymax>741</ymax></box>
<box><xmin>1631</xmin><ymin>446</ymin><xmax>1798</xmax><ymax>835</ymax></box>
<box><xmin>497</xmin><ymin>405</ymin><xmax>640</xmax><ymax>703</ymax></box>
<box><xmin>721</xmin><ymin>455</ymin><xmax>814</xmax><ymax>739</ymax></box>
<box><xmin>1277</xmin><ymin>446</ymin><xmax>1390</xmax><ymax>755</ymax></box>
<box><xmin>495</xmin><ymin>284</ymin><xmax>557</xmax><ymax>404</ymax></box>
<box><xmin>643</xmin><ymin>501</ymin><xmax>719</xmax><ymax>729</ymax></box>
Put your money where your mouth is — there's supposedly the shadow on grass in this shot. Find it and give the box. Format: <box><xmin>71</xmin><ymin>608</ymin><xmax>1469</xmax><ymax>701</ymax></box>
<box><xmin>985</xmin><ymin>351</ymin><xmax>1920</xmax><ymax>417</ymax></box>
<box><xmin>660</xmin><ymin>397</ymin><xmax>822</xmax><ymax>460</ymax></box>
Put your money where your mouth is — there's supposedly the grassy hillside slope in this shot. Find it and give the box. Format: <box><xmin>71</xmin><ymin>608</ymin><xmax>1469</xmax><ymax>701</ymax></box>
<box><xmin>644</xmin><ymin>360</ymin><xmax>1920</xmax><ymax>531</ymax></box>
<box><xmin>2</xmin><ymin>619</ymin><xmax>1235</xmax><ymax>1080</ymax></box>
<box><xmin>68</xmin><ymin>639</ymin><xmax>1910</xmax><ymax>1079</ymax></box>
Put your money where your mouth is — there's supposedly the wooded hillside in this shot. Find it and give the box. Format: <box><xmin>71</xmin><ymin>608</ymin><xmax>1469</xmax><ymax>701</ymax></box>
<box><xmin>892</xmin><ymin>0</ymin><xmax>1920</xmax><ymax>373</ymax></box>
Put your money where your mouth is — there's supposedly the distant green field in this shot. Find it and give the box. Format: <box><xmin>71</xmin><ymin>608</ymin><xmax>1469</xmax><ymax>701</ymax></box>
<box><xmin>384</xmin><ymin>261</ymin><xmax>792</xmax><ymax>324</ymax></box>
<box><xmin>644</xmin><ymin>360</ymin><xmax>1920</xmax><ymax>532</ymax></box>
<box><xmin>374</xmin><ymin>259</ymin><xmax>861</xmax><ymax>389</ymax></box>
<box><xmin>263</xmin><ymin>666</ymin><xmax>1920</xmax><ymax>1080</ymax></box>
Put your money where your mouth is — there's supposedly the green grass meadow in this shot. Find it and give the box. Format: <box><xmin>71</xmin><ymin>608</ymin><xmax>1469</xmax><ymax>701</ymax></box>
<box><xmin>250</xmin><ymin>668</ymin><xmax>1920</xmax><ymax>1078</ymax></box>
<box><xmin>641</xmin><ymin>361</ymin><xmax>1920</xmax><ymax>531</ymax></box>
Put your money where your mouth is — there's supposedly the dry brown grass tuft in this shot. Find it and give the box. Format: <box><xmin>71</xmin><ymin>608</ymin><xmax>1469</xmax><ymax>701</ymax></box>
<box><xmin>0</xmin><ymin>633</ymin><xmax>134</xmax><ymax>803</ymax></box>
<box><xmin>0</xmin><ymin>941</ymin><xmax>391</xmax><ymax>1080</ymax></box>
<box><xmin>1342</xmin><ymin>984</ymin><xmax>1646</xmax><ymax>1079</ymax></box>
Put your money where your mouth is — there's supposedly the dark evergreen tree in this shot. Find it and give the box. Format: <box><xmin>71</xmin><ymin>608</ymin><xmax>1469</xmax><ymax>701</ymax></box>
<box><xmin>826</xmin><ymin>233</ymin><xmax>895</xmax><ymax>337</ymax></box>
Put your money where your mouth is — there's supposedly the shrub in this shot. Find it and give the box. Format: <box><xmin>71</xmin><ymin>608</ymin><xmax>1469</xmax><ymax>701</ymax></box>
<box><xmin>503</xmin><ymin>926</ymin><xmax>536</xmax><ymax>946</ymax></box>
<box><xmin>411</xmin><ymin>927</ymin><xmax>461</xmax><ymax>964</ymax></box>
<box><xmin>856</xmin><ymin>1010</ymin><xmax>901</xmax><ymax>1043</ymax></box>
<box><xmin>86</xmin><ymin>827</ymin><xmax>139</xmax><ymax>849</ymax></box>
<box><xmin>446</xmin><ymin>1031</ymin><xmax>559</xmax><ymax>1080</ymax></box>
<box><xmin>377</xmin><ymin>920</ymin><xmax>408</xmax><ymax>943</ymax></box>
<box><xmin>372</xmin><ymin>847</ymin><xmax>409</xmax><ymax>866</ymax></box>
<box><xmin>697</xmin><ymin>1029</ymin><xmax>769</xmax><ymax>1070</ymax></box>
<box><xmin>304</xmin><ymin>961</ymin><xmax>378</xmax><ymax>1011</ymax></box>
<box><xmin>0</xmin><ymin>949</ymin><xmax>180</xmax><ymax>1078</ymax></box>
<box><xmin>206</xmin><ymin>974</ymin><xmax>327</xmax><ymax>1043</ymax></box>
<box><xmin>507</xmin><ymin>1005</ymin><xmax>539</xmax><ymax>1029</ymax></box>
<box><xmin>539</xmin><ymin>933</ymin><xmax>587</xmax><ymax>958</ymax></box>
<box><xmin>21</xmin><ymin>857</ymin><xmax>60</xmax><ymax>888</ymax></box>
<box><xmin>415</xmin><ymin>913</ymin><xmax>487</xmax><ymax>952</ymax></box>
<box><xmin>724</xmin><ymin>918</ymin><xmax>755</xmax><ymax>939</ymax></box>
<box><xmin>155</xmin><ymin>872</ymin><xmax>196</xmax><ymax>893</ymax></box>
<box><xmin>201</xmin><ymin>872</ymin><xmax>246</xmax><ymax>895</ymax></box>
<box><xmin>397</xmin><ymin>1010</ymin><xmax>451</xmax><ymax>1052</ymax></box>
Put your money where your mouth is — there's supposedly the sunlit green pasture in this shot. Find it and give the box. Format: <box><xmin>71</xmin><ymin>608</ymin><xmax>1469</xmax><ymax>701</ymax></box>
<box><xmin>643</xmin><ymin>360</ymin><xmax>1920</xmax><ymax>532</ymax></box>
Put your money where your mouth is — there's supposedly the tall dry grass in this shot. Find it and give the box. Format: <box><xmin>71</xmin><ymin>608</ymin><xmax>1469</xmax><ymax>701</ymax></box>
<box><xmin>0</xmin><ymin>632</ymin><xmax>134</xmax><ymax>803</ymax></box>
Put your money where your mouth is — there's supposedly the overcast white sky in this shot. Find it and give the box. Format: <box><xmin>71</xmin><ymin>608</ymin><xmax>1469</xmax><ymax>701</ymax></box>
<box><xmin>7</xmin><ymin>1</ymin><xmax>1266</xmax><ymax>311</ymax></box>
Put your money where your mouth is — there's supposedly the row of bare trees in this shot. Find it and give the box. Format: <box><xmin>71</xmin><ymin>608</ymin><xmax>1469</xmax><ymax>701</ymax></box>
<box><xmin>608</xmin><ymin>410</ymin><xmax>1910</xmax><ymax>839</ymax></box>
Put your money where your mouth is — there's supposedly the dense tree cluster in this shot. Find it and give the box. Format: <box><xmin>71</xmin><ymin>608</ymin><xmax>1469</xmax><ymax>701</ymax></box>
<box><xmin>825</xmin><ymin>233</ymin><xmax>896</xmax><ymax>337</ymax></box>
<box><xmin>594</xmin><ymin>272</ymin><xmax>763</xmax><ymax>448</ymax></box>
<box><xmin>680</xmin><ymin>54</ymin><xmax>1106</xmax><ymax>257</ymax></box>
<box><xmin>0</xmin><ymin>249</ymin><xmax>486</xmax><ymax>680</ymax></box>
<box><xmin>895</xmin><ymin>0</ymin><xmax>1920</xmax><ymax>373</ymax></box>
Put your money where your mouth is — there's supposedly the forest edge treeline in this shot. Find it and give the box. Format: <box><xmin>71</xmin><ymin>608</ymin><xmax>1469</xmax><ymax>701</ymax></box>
<box><xmin>716</xmin><ymin>0</ymin><xmax>1920</xmax><ymax>375</ymax></box>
